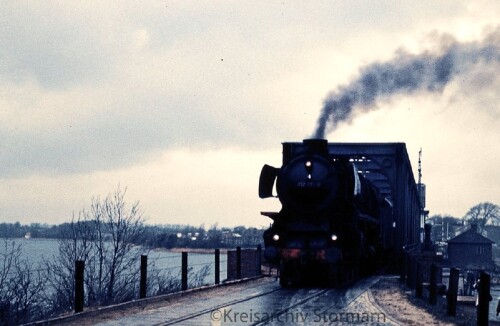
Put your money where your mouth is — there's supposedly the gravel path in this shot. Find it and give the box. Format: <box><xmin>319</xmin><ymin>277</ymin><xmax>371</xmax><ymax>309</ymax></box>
<box><xmin>371</xmin><ymin>277</ymin><xmax>478</xmax><ymax>326</ymax></box>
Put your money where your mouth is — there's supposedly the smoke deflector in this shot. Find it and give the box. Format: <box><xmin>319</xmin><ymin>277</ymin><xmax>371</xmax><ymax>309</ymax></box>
<box><xmin>259</xmin><ymin>164</ymin><xmax>279</xmax><ymax>198</ymax></box>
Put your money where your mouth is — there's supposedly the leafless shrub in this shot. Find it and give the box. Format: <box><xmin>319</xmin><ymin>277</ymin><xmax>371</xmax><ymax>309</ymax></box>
<box><xmin>44</xmin><ymin>187</ymin><xmax>145</xmax><ymax>314</ymax></box>
<box><xmin>146</xmin><ymin>262</ymin><xmax>211</xmax><ymax>296</ymax></box>
<box><xmin>0</xmin><ymin>239</ymin><xmax>47</xmax><ymax>324</ymax></box>
<box><xmin>189</xmin><ymin>265</ymin><xmax>211</xmax><ymax>288</ymax></box>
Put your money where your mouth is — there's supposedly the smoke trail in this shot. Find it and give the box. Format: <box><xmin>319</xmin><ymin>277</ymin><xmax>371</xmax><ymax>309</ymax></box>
<box><xmin>313</xmin><ymin>28</ymin><xmax>500</xmax><ymax>139</ymax></box>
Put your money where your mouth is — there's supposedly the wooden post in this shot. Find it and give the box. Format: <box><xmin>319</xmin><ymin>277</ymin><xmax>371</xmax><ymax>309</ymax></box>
<box><xmin>215</xmin><ymin>249</ymin><xmax>220</xmax><ymax>285</ymax></box>
<box><xmin>74</xmin><ymin>260</ymin><xmax>84</xmax><ymax>313</ymax></box>
<box><xmin>408</xmin><ymin>254</ymin><xmax>417</xmax><ymax>289</ymax></box>
<box><xmin>447</xmin><ymin>267</ymin><xmax>459</xmax><ymax>316</ymax></box>
<box><xmin>416</xmin><ymin>262</ymin><xmax>423</xmax><ymax>299</ymax></box>
<box><xmin>236</xmin><ymin>246</ymin><xmax>242</xmax><ymax>279</ymax></box>
<box><xmin>429</xmin><ymin>263</ymin><xmax>437</xmax><ymax>305</ymax></box>
<box><xmin>140</xmin><ymin>255</ymin><xmax>147</xmax><ymax>299</ymax></box>
<box><xmin>400</xmin><ymin>251</ymin><xmax>408</xmax><ymax>283</ymax></box>
<box><xmin>182</xmin><ymin>252</ymin><xmax>188</xmax><ymax>291</ymax></box>
<box><xmin>257</xmin><ymin>245</ymin><xmax>262</xmax><ymax>276</ymax></box>
<box><xmin>477</xmin><ymin>271</ymin><xmax>491</xmax><ymax>326</ymax></box>
<box><xmin>406</xmin><ymin>253</ymin><xmax>412</xmax><ymax>288</ymax></box>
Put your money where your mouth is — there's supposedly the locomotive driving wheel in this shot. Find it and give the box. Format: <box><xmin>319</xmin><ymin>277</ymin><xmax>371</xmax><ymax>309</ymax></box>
<box><xmin>279</xmin><ymin>262</ymin><xmax>291</xmax><ymax>287</ymax></box>
<box><xmin>327</xmin><ymin>264</ymin><xmax>339</xmax><ymax>287</ymax></box>
<box><xmin>279</xmin><ymin>261</ymin><xmax>302</xmax><ymax>287</ymax></box>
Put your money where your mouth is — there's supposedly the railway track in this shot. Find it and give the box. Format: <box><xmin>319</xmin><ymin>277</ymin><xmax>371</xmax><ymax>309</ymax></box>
<box><xmin>159</xmin><ymin>287</ymin><xmax>334</xmax><ymax>326</ymax></box>
<box><xmin>158</xmin><ymin>286</ymin><xmax>284</xmax><ymax>325</ymax></box>
<box><xmin>77</xmin><ymin>276</ymin><xmax>383</xmax><ymax>325</ymax></box>
<box><xmin>150</xmin><ymin>276</ymin><xmax>379</xmax><ymax>325</ymax></box>
<box><xmin>250</xmin><ymin>288</ymin><xmax>332</xmax><ymax>326</ymax></box>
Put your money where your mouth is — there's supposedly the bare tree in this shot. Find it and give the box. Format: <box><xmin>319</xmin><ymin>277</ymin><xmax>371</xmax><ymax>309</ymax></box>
<box><xmin>44</xmin><ymin>187</ymin><xmax>146</xmax><ymax>313</ymax></box>
<box><xmin>0</xmin><ymin>239</ymin><xmax>46</xmax><ymax>324</ymax></box>
<box><xmin>0</xmin><ymin>239</ymin><xmax>19</xmax><ymax>324</ymax></box>
<box><xmin>463</xmin><ymin>202</ymin><xmax>500</xmax><ymax>232</ymax></box>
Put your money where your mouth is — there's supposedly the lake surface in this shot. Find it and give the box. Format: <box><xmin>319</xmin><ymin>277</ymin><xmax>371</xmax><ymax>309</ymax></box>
<box><xmin>0</xmin><ymin>238</ymin><xmax>227</xmax><ymax>285</ymax></box>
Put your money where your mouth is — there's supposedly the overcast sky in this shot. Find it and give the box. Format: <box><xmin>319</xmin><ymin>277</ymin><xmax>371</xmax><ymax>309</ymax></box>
<box><xmin>1</xmin><ymin>1</ymin><xmax>499</xmax><ymax>228</ymax></box>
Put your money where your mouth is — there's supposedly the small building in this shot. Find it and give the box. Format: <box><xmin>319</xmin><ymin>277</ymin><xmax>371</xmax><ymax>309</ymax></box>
<box><xmin>447</xmin><ymin>224</ymin><xmax>495</xmax><ymax>270</ymax></box>
<box><xmin>484</xmin><ymin>225</ymin><xmax>500</xmax><ymax>245</ymax></box>
<box><xmin>226</xmin><ymin>248</ymin><xmax>262</xmax><ymax>280</ymax></box>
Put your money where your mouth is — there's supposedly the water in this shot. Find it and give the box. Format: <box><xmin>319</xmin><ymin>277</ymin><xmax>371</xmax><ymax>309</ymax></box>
<box><xmin>1</xmin><ymin>237</ymin><xmax>59</xmax><ymax>263</ymax></box>
<box><xmin>0</xmin><ymin>238</ymin><xmax>227</xmax><ymax>286</ymax></box>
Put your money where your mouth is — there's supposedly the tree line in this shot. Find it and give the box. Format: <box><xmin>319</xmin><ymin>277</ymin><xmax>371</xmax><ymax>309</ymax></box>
<box><xmin>0</xmin><ymin>219</ymin><xmax>265</xmax><ymax>250</ymax></box>
<box><xmin>427</xmin><ymin>202</ymin><xmax>500</xmax><ymax>242</ymax></box>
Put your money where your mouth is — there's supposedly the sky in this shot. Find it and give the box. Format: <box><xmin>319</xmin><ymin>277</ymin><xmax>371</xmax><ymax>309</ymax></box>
<box><xmin>1</xmin><ymin>1</ymin><xmax>499</xmax><ymax>228</ymax></box>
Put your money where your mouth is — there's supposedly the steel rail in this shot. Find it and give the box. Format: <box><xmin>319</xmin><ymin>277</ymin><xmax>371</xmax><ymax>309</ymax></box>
<box><xmin>156</xmin><ymin>287</ymin><xmax>282</xmax><ymax>325</ymax></box>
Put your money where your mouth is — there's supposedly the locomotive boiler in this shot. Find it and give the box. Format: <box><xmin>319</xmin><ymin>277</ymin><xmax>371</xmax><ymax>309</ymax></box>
<box><xmin>259</xmin><ymin>139</ymin><xmax>397</xmax><ymax>287</ymax></box>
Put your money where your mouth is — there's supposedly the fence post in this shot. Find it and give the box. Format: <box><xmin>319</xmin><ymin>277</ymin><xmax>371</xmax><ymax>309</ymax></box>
<box><xmin>236</xmin><ymin>246</ymin><xmax>242</xmax><ymax>279</ymax></box>
<box><xmin>140</xmin><ymin>255</ymin><xmax>147</xmax><ymax>299</ymax></box>
<box><xmin>400</xmin><ymin>251</ymin><xmax>407</xmax><ymax>283</ymax></box>
<box><xmin>416</xmin><ymin>262</ymin><xmax>423</xmax><ymax>299</ymax></box>
<box><xmin>182</xmin><ymin>252</ymin><xmax>188</xmax><ymax>291</ymax></box>
<box><xmin>477</xmin><ymin>271</ymin><xmax>491</xmax><ymax>326</ymax></box>
<box><xmin>74</xmin><ymin>260</ymin><xmax>84</xmax><ymax>313</ymax></box>
<box><xmin>406</xmin><ymin>253</ymin><xmax>414</xmax><ymax>288</ymax></box>
<box><xmin>257</xmin><ymin>245</ymin><xmax>262</xmax><ymax>276</ymax></box>
<box><xmin>215</xmin><ymin>249</ymin><xmax>220</xmax><ymax>285</ymax></box>
<box><xmin>447</xmin><ymin>267</ymin><xmax>459</xmax><ymax>316</ymax></box>
<box><xmin>429</xmin><ymin>263</ymin><xmax>437</xmax><ymax>305</ymax></box>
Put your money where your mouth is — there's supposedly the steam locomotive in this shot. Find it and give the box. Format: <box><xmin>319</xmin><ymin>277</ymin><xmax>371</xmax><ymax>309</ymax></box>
<box><xmin>259</xmin><ymin>139</ymin><xmax>399</xmax><ymax>287</ymax></box>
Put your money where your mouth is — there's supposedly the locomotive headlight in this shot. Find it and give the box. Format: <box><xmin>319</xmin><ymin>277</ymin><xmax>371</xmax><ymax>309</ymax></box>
<box><xmin>331</xmin><ymin>234</ymin><xmax>338</xmax><ymax>241</ymax></box>
<box><xmin>272</xmin><ymin>234</ymin><xmax>280</xmax><ymax>241</ymax></box>
<box><xmin>305</xmin><ymin>161</ymin><xmax>313</xmax><ymax>180</ymax></box>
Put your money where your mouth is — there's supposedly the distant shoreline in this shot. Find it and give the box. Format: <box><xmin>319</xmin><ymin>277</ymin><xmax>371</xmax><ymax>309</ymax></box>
<box><xmin>1</xmin><ymin>238</ymin><xmax>236</xmax><ymax>254</ymax></box>
<box><xmin>164</xmin><ymin>248</ymin><xmax>229</xmax><ymax>254</ymax></box>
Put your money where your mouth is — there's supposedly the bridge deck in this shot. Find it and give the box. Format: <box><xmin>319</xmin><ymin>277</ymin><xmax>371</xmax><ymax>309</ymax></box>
<box><xmin>46</xmin><ymin>276</ymin><xmax>475</xmax><ymax>325</ymax></box>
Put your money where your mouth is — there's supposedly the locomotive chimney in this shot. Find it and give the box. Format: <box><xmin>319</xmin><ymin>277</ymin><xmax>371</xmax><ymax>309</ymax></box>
<box><xmin>282</xmin><ymin>139</ymin><xmax>329</xmax><ymax>165</ymax></box>
<box><xmin>303</xmin><ymin>138</ymin><xmax>328</xmax><ymax>155</ymax></box>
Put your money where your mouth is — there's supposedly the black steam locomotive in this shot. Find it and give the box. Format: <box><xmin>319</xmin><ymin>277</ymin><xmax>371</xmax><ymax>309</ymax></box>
<box><xmin>259</xmin><ymin>139</ymin><xmax>399</xmax><ymax>287</ymax></box>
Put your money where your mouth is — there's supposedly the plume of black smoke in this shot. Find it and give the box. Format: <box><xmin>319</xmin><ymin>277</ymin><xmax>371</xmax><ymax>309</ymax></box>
<box><xmin>313</xmin><ymin>28</ymin><xmax>500</xmax><ymax>139</ymax></box>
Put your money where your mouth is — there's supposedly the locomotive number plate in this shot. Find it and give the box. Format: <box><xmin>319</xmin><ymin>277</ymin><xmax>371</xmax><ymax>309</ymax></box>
<box><xmin>296</xmin><ymin>181</ymin><xmax>322</xmax><ymax>188</ymax></box>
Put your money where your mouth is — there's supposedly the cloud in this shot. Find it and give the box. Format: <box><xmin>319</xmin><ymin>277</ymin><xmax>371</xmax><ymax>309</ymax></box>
<box><xmin>0</xmin><ymin>3</ymin><xmax>120</xmax><ymax>88</ymax></box>
<box><xmin>1</xmin><ymin>1</ymin><xmax>499</xmax><ymax>225</ymax></box>
<box><xmin>0</xmin><ymin>148</ymin><xmax>278</xmax><ymax>227</ymax></box>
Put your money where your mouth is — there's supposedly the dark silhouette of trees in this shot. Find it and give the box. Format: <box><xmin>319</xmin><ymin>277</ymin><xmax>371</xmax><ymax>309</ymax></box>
<box><xmin>463</xmin><ymin>202</ymin><xmax>500</xmax><ymax>232</ymax></box>
<box><xmin>0</xmin><ymin>221</ymin><xmax>265</xmax><ymax>250</ymax></box>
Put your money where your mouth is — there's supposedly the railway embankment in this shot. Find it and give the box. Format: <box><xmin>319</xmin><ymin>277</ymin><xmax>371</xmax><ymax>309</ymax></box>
<box><xmin>370</xmin><ymin>276</ymin><xmax>480</xmax><ymax>325</ymax></box>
